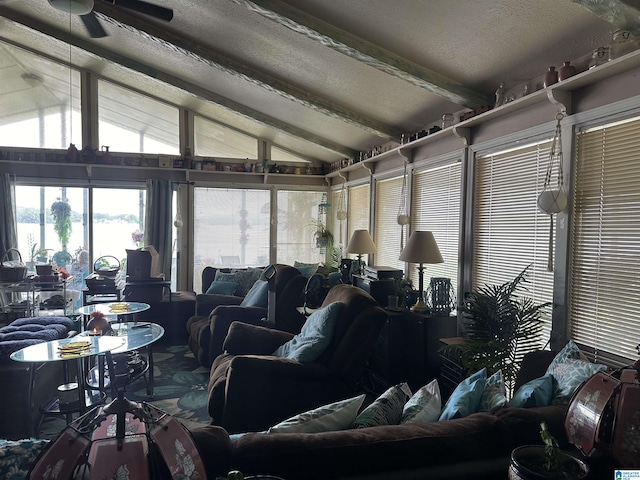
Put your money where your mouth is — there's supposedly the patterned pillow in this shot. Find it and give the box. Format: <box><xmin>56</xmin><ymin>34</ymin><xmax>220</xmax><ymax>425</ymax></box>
<box><xmin>0</xmin><ymin>438</ymin><xmax>49</xmax><ymax>480</ymax></box>
<box><xmin>479</xmin><ymin>369</ymin><xmax>507</xmax><ymax>413</ymax></box>
<box><xmin>351</xmin><ymin>383</ymin><xmax>412</xmax><ymax>428</ymax></box>
<box><xmin>268</xmin><ymin>394</ymin><xmax>365</xmax><ymax>433</ymax></box>
<box><xmin>510</xmin><ymin>374</ymin><xmax>554</xmax><ymax>408</ymax></box>
<box><xmin>214</xmin><ymin>268</ymin><xmax>263</xmax><ymax>297</ymax></box>
<box><xmin>401</xmin><ymin>379</ymin><xmax>441</xmax><ymax>424</ymax></box>
<box><xmin>547</xmin><ymin>358</ymin><xmax>608</xmax><ymax>404</ymax></box>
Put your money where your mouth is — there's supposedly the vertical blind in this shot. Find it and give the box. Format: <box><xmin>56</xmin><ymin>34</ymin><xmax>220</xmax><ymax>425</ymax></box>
<box><xmin>411</xmin><ymin>162</ymin><xmax>461</xmax><ymax>291</ymax></box>
<box><xmin>570</xmin><ymin>116</ymin><xmax>640</xmax><ymax>363</ymax></box>
<box><xmin>374</xmin><ymin>175</ymin><xmax>404</xmax><ymax>270</ymax></box>
<box><xmin>348</xmin><ymin>183</ymin><xmax>371</xmax><ymax>240</ymax></box>
<box><xmin>473</xmin><ymin>141</ymin><xmax>554</xmax><ymax>343</ymax></box>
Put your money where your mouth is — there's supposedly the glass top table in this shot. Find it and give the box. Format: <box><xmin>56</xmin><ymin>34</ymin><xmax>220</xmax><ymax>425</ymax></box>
<box><xmin>76</xmin><ymin>301</ymin><xmax>150</xmax><ymax>317</ymax></box>
<box><xmin>78</xmin><ymin>322</ymin><xmax>164</xmax><ymax>354</ymax></box>
<box><xmin>10</xmin><ymin>335</ymin><xmax>126</xmax><ymax>363</ymax></box>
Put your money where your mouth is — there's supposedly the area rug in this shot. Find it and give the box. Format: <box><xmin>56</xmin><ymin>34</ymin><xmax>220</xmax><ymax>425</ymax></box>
<box><xmin>39</xmin><ymin>343</ymin><xmax>211</xmax><ymax>439</ymax></box>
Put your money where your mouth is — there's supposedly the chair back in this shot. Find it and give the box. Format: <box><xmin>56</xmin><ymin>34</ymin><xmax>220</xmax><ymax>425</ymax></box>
<box><xmin>317</xmin><ymin>284</ymin><xmax>387</xmax><ymax>385</ymax></box>
<box><xmin>268</xmin><ymin>264</ymin><xmax>307</xmax><ymax>333</ymax></box>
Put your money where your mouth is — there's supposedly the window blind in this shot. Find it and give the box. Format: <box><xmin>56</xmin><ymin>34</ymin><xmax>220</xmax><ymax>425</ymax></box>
<box><xmin>570</xmin><ymin>116</ymin><xmax>640</xmax><ymax>363</ymax></box>
<box><xmin>411</xmin><ymin>162</ymin><xmax>461</xmax><ymax>291</ymax></box>
<box><xmin>348</xmin><ymin>183</ymin><xmax>370</xmax><ymax>239</ymax></box>
<box><xmin>374</xmin><ymin>175</ymin><xmax>404</xmax><ymax>270</ymax></box>
<box><xmin>276</xmin><ymin>190</ymin><xmax>325</xmax><ymax>265</ymax></box>
<box><xmin>473</xmin><ymin>141</ymin><xmax>554</xmax><ymax>343</ymax></box>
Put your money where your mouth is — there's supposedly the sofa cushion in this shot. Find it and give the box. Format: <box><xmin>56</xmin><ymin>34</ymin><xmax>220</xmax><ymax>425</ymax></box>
<box><xmin>439</xmin><ymin>368</ymin><xmax>487</xmax><ymax>421</ymax></box>
<box><xmin>240</xmin><ymin>279</ymin><xmax>269</xmax><ymax>308</ymax></box>
<box><xmin>0</xmin><ymin>316</ymin><xmax>72</xmax><ymax>361</ymax></box>
<box><xmin>273</xmin><ymin>302</ymin><xmax>343</xmax><ymax>362</ymax></box>
<box><xmin>351</xmin><ymin>383</ymin><xmax>412</xmax><ymax>428</ymax></box>
<box><xmin>206</xmin><ymin>280</ymin><xmax>238</xmax><ymax>295</ymax></box>
<box><xmin>479</xmin><ymin>369</ymin><xmax>507</xmax><ymax>413</ymax></box>
<box><xmin>510</xmin><ymin>373</ymin><xmax>554</xmax><ymax>408</ymax></box>
<box><xmin>401</xmin><ymin>379</ymin><xmax>441</xmax><ymax>424</ymax></box>
<box><xmin>267</xmin><ymin>394</ymin><xmax>365</xmax><ymax>434</ymax></box>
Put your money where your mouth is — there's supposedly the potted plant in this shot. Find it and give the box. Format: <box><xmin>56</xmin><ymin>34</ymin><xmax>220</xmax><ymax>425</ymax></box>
<box><xmin>441</xmin><ymin>265</ymin><xmax>550</xmax><ymax>394</ymax></box>
<box><xmin>51</xmin><ymin>198</ymin><xmax>72</xmax><ymax>250</ymax></box>
<box><xmin>508</xmin><ymin>422</ymin><xmax>589</xmax><ymax>479</ymax></box>
<box><xmin>390</xmin><ymin>276</ymin><xmax>413</xmax><ymax>309</ymax></box>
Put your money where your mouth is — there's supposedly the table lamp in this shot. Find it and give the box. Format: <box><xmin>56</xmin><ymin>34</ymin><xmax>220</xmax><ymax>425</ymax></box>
<box><xmin>346</xmin><ymin>229</ymin><xmax>377</xmax><ymax>275</ymax></box>
<box><xmin>399</xmin><ymin>231</ymin><xmax>443</xmax><ymax>312</ymax></box>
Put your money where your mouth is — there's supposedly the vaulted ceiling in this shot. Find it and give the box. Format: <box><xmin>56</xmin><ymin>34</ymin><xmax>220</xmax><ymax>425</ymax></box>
<box><xmin>0</xmin><ymin>0</ymin><xmax>635</xmax><ymax>164</ymax></box>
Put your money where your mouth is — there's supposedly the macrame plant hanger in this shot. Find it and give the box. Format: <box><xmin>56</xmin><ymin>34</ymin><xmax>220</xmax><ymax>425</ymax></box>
<box><xmin>336</xmin><ymin>173</ymin><xmax>347</xmax><ymax>243</ymax></box>
<box><xmin>397</xmin><ymin>159</ymin><xmax>410</xmax><ymax>249</ymax></box>
<box><xmin>537</xmin><ymin>112</ymin><xmax>568</xmax><ymax>272</ymax></box>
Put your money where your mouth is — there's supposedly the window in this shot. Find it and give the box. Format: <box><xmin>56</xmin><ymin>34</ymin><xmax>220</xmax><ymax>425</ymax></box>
<box><xmin>193</xmin><ymin>187</ymin><xmax>270</xmax><ymax>292</ymax></box>
<box><xmin>276</xmin><ymin>190</ymin><xmax>326</xmax><ymax>265</ymax></box>
<box><xmin>347</xmin><ymin>183</ymin><xmax>370</xmax><ymax>240</ymax></box>
<box><xmin>271</xmin><ymin>146</ymin><xmax>309</xmax><ymax>164</ymax></box>
<box><xmin>374</xmin><ymin>175</ymin><xmax>404</xmax><ymax>270</ymax></box>
<box><xmin>570</xmin><ymin>116</ymin><xmax>640</xmax><ymax>363</ymax></box>
<box><xmin>194</xmin><ymin>116</ymin><xmax>257</xmax><ymax>158</ymax></box>
<box><xmin>473</xmin><ymin>141</ymin><xmax>554</xmax><ymax>342</ymax></box>
<box><xmin>0</xmin><ymin>41</ymin><xmax>81</xmax><ymax>149</ymax></box>
<box><xmin>98</xmin><ymin>80</ymin><xmax>179</xmax><ymax>155</ymax></box>
<box><xmin>411</xmin><ymin>161</ymin><xmax>461</xmax><ymax>292</ymax></box>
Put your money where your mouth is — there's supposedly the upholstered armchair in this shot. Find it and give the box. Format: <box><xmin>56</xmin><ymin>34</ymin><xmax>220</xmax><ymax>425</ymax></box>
<box><xmin>186</xmin><ymin>264</ymin><xmax>307</xmax><ymax>367</ymax></box>
<box><xmin>207</xmin><ymin>284</ymin><xmax>387</xmax><ymax>434</ymax></box>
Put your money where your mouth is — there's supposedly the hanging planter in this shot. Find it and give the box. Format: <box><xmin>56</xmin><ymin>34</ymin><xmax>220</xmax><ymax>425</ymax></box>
<box><xmin>397</xmin><ymin>159</ymin><xmax>410</xmax><ymax>249</ymax></box>
<box><xmin>537</xmin><ymin>112</ymin><xmax>568</xmax><ymax>272</ymax></box>
<box><xmin>51</xmin><ymin>198</ymin><xmax>72</xmax><ymax>249</ymax></box>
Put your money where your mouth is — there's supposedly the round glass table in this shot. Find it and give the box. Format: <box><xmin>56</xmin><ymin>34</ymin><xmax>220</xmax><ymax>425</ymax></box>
<box><xmin>76</xmin><ymin>301</ymin><xmax>151</xmax><ymax>317</ymax></box>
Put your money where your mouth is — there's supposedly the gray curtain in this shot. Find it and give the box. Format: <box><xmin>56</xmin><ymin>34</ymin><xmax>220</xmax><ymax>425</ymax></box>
<box><xmin>144</xmin><ymin>179</ymin><xmax>173</xmax><ymax>281</ymax></box>
<box><xmin>0</xmin><ymin>174</ymin><xmax>18</xmax><ymax>259</ymax></box>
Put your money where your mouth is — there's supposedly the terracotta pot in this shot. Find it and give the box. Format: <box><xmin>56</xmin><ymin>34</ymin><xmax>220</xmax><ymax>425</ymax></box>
<box><xmin>543</xmin><ymin>67</ymin><xmax>558</xmax><ymax>88</ymax></box>
<box><xmin>558</xmin><ymin>61</ymin><xmax>577</xmax><ymax>81</ymax></box>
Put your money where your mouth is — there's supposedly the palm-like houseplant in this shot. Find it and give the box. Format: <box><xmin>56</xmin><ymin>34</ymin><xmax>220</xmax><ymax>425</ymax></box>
<box><xmin>444</xmin><ymin>265</ymin><xmax>551</xmax><ymax>394</ymax></box>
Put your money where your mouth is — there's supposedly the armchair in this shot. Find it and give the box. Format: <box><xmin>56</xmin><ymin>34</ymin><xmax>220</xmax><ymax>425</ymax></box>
<box><xmin>186</xmin><ymin>264</ymin><xmax>307</xmax><ymax>367</ymax></box>
<box><xmin>207</xmin><ymin>284</ymin><xmax>387</xmax><ymax>434</ymax></box>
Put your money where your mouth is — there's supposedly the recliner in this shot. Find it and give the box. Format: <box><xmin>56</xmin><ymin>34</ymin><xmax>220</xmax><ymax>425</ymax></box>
<box><xmin>207</xmin><ymin>284</ymin><xmax>387</xmax><ymax>434</ymax></box>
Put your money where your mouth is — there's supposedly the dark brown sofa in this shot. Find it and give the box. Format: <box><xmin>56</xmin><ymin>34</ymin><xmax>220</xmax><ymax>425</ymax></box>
<box><xmin>191</xmin><ymin>350</ymin><xmax>570</xmax><ymax>480</ymax></box>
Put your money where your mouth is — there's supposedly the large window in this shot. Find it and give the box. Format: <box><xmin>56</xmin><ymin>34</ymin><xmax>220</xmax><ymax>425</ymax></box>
<box><xmin>0</xmin><ymin>41</ymin><xmax>81</xmax><ymax>149</ymax></box>
<box><xmin>473</xmin><ymin>141</ymin><xmax>554</xmax><ymax>343</ymax></box>
<box><xmin>194</xmin><ymin>116</ymin><xmax>257</xmax><ymax>158</ymax></box>
<box><xmin>374</xmin><ymin>175</ymin><xmax>404</xmax><ymax>270</ymax></box>
<box><xmin>193</xmin><ymin>187</ymin><xmax>270</xmax><ymax>292</ymax></box>
<box><xmin>570</xmin><ymin>116</ymin><xmax>640</xmax><ymax>363</ymax></box>
<box><xmin>98</xmin><ymin>81</ymin><xmax>179</xmax><ymax>154</ymax></box>
<box><xmin>276</xmin><ymin>190</ymin><xmax>326</xmax><ymax>266</ymax></box>
<box><xmin>347</xmin><ymin>183</ymin><xmax>370</xmax><ymax>238</ymax></box>
<box><xmin>411</xmin><ymin>160</ymin><xmax>461</xmax><ymax>293</ymax></box>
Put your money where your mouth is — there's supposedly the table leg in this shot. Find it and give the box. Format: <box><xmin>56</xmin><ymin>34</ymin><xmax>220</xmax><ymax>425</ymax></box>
<box><xmin>146</xmin><ymin>345</ymin><xmax>154</xmax><ymax>397</ymax></box>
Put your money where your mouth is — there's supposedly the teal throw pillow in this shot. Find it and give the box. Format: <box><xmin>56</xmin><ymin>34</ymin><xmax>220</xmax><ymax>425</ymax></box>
<box><xmin>205</xmin><ymin>280</ymin><xmax>239</xmax><ymax>295</ymax></box>
<box><xmin>479</xmin><ymin>369</ymin><xmax>507</xmax><ymax>413</ymax></box>
<box><xmin>401</xmin><ymin>379</ymin><xmax>441</xmax><ymax>424</ymax></box>
<box><xmin>510</xmin><ymin>374</ymin><xmax>554</xmax><ymax>408</ymax></box>
<box><xmin>439</xmin><ymin>368</ymin><xmax>487</xmax><ymax>421</ymax></box>
<box><xmin>240</xmin><ymin>279</ymin><xmax>269</xmax><ymax>308</ymax></box>
<box><xmin>351</xmin><ymin>383</ymin><xmax>412</xmax><ymax>428</ymax></box>
<box><xmin>294</xmin><ymin>261</ymin><xmax>319</xmax><ymax>278</ymax></box>
<box><xmin>547</xmin><ymin>358</ymin><xmax>608</xmax><ymax>404</ymax></box>
<box><xmin>273</xmin><ymin>301</ymin><xmax>343</xmax><ymax>362</ymax></box>
<box><xmin>234</xmin><ymin>267</ymin><xmax>263</xmax><ymax>296</ymax></box>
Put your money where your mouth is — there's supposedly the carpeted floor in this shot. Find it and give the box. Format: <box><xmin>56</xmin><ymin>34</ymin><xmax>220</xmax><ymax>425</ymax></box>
<box><xmin>39</xmin><ymin>343</ymin><xmax>211</xmax><ymax>439</ymax></box>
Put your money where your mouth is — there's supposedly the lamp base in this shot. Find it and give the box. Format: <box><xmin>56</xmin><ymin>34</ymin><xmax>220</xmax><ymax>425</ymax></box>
<box><xmin>410</xmin><ymin>299</ymin><xmax>430</xmax><ymax>313</ymax></box>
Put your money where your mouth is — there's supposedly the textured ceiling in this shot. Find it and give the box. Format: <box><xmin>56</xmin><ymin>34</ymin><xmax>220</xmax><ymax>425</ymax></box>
<box><xmin>0</xmin><ymin>0</ymin><xmax>624</xmax><ymax>163</ymax></box>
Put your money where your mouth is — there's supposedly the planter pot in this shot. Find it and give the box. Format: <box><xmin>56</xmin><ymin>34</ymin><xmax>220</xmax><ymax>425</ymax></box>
<box><xmin>508</xmin><ymin>445</ymin><xmax>589</xmax><ymax>480</ymax></box>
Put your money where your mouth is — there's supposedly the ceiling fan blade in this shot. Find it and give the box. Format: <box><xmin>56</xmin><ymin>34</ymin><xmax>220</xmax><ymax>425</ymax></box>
<box><xmin>81</xmin><ymin>12</ymin><xmax>108</xmax><ymax>38</ymax></box>
<box><xmin>112</xmin><ymin>0</ymin><xmax>173</xmax><ymax>21</ymax></box>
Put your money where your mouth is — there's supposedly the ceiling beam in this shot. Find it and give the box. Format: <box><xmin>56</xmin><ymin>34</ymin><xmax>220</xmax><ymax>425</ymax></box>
<box><xmin>0</xmin><ymin>7</ymin><xmax>356</xmax><ymax>159</ymax></box>
<box><xmin>92</xmin><ymin>3</ymin><xmax>399</xmax><ymax>141</ymax></box>
<box><xmin>571</xmin><ymin>0</ymin><xmax>640</xmax><ymax>37</ymax></box>
<box><xmin>230</xmin><ymin>0</ymin><xmax>492</xmax><ymax>108</ymax></box>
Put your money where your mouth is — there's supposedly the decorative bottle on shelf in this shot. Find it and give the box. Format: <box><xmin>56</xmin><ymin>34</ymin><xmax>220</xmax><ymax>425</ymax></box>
<box><xmin>101</xmin><ymin>145</ymin><xmax>112</xmax><ymax>165</ymax></box>
<box><xmin>66</xmin><ymin>143</ymin><xmax>78</xmax><ymax>163</ymax></box>
<box><xmin>543</xmin><ymin>66</ymin><xmax>558</xmax><ymax>88</ymax></box>
<box><xmin>558</xmin><ymin>61</ymin><xmax>577</xmax><ymax>81</ymax></box>
<box><xmin>589</xmin><ymin>47</ymin><xmax>610</xmax><ymax>69</ymax></box>
<box><xmin>609</xmin><ymin>29</ymin><xmax>639</xmax><ymax>60</ymax></box>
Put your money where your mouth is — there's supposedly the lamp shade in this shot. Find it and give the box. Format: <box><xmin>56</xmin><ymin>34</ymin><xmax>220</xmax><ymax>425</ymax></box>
<box><xmin>346</xmin><ymin>229</ymin><xmax>377</xmax><ymax>254</ymax></box>
<box><xmin>399</xmin><ymin>231</ymin><xmax>444</xmax><ymax>264</ymax></box>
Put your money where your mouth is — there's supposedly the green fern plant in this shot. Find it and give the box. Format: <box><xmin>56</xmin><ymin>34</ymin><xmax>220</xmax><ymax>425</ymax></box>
<box><xmin>444</xmin><ymin>265</ymin><xmax>550</xmax><ymax>394</ymax></box>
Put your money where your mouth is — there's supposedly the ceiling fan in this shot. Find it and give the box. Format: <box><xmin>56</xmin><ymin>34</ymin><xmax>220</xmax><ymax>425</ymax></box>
<box><xmin>47</xmin><ymin>0</ymin><xmax>173</xmax><ymax>38</ymax></box>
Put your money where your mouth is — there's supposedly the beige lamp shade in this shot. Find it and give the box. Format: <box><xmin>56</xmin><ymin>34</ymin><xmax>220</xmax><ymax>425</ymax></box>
<box><xmin>346</xmin><ymin>229</ymin><xmax>377</xmax><ymax>254</ymax></box>
<box><xmin>399</xmin><ymin>231</ymin><xmax>444</xmax><ymax>264</ymax></box>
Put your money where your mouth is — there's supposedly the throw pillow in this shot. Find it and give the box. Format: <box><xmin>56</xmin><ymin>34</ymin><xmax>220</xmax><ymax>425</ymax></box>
<box><xmin>267</xmin><ymin>394</ymin><xmax>366</xmax><ymax>434</ymax></box>
<box><xmin>294</xmin><ymin>261</ymin><xmax>319</xmax><ymax>278</ymax></box>
<box><xmin>401</xmin><ymin>379</ymin><xmax>441</xmax><ymax>424</ymax></box>
<box><xmin>273</xmin><ymin>302</ymin><xmax>343</xmax><ymax>362</ymax></box>
<box><xmin>214</xmin><ymin>270</ymin><xmax>238</xmax><ymax>284</ymax></box>
<box><xmin>240</xmin><ymin>279</ymin><xmax>269</xmax><ymax>308</ymax></box>
<box><xmin>351</xmin><ymin>383</ymin><xmax>413</xmax><ymax>428</ymax></box>
<box><xmin>205</xmin><ymin>280</ymin><xmax>239</xmax><ymax>295</ymax></box>
<box><xmin>234</xmin><ymin>267</ymin><xmax>263</xmax><ymax>297</ymax></box>
<box><xmin>479</xmin><ymin>369</ymin><xmax>507</xmax><ymax>413</ymax></box>
<box><xmin>439</xmin><ymin>368</ymin><xmax>487</xmax><ymax>421</ymax></box>
<box><xmin>547</xmin><ymin>358</ymin><xmax>608</xmax><ymax>404</ymax></box>
<box><xmin>510</xmin><ymin>373</ymin><xmax>554</xmax><ymax>408</ymax></box>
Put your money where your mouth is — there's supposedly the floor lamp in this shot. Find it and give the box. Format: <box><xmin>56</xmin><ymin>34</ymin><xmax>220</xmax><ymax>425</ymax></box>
<box><xmin>346</xmin><ymin>229</ymin><xmax>377</xmax><ymax>276</ymax></box>
<box><xmin>399</xmin><ymin>231</ymin><xmax>443</xmax><ymax>312</ymax></box>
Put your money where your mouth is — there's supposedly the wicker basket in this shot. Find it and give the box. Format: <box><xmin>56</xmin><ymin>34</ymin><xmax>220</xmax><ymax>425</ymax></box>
<box><xmin>0</xmin><ymin>248</ymin><xmax>28</xmax><ymax>282</ymax></box>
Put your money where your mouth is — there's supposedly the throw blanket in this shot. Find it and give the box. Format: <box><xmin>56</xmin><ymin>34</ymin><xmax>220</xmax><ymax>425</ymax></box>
<box><xmin>0</xmin><ymin>316</ymin><xmax>72</xmax><ymax>361</ymax></box>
